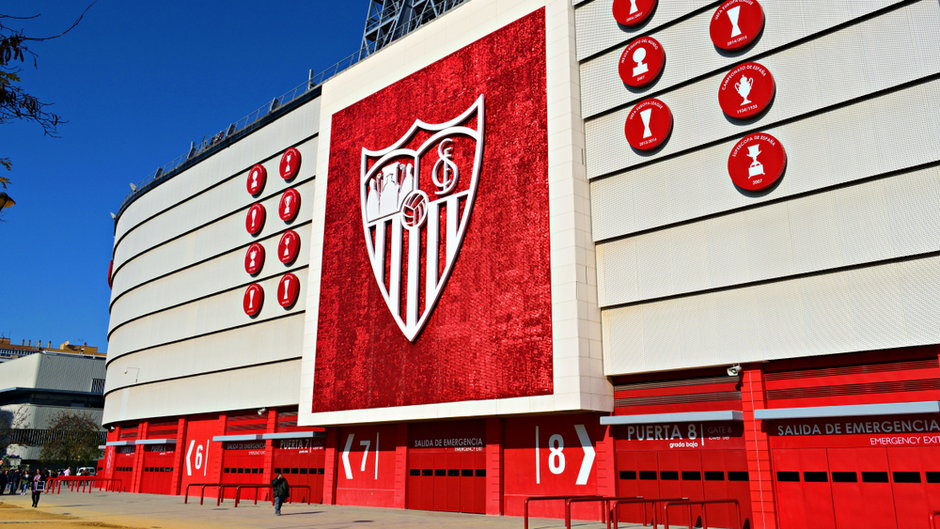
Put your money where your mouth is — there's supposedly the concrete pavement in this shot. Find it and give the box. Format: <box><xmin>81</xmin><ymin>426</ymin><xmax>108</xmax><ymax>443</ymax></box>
<box><xmin>0</xmin><ymin>489</ymin><xmax>622</xmax><ymax>529</ymax></box>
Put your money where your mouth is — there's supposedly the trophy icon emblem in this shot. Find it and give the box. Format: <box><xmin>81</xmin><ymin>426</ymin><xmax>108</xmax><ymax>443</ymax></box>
<box><xmin>727</xmin><ymin>5</ymin><xmax>742</xmax><ymax>37</ymax></box>
<box><xmin>631</xmin><ymin>47</ymin><xmax>648</xmax><ymax>77</ymax></box>
<box><xmin>735</xmin><ymin>75</ymin><xmax>753</xmax><ymax>105</ymax></box>
<box><xmin>628</xmin><ymin>0</ymin><xmax>639</xmax><ymax>14</ymax></box>
<box><xmin>746</xmin><ymin>144</ymin><xmax>764</xmax><ymax>178</ymax></box>
<box><xmin>639</xmin><ymin>108</ymin><xmax>653</xmax><ymax>139</ymax></box>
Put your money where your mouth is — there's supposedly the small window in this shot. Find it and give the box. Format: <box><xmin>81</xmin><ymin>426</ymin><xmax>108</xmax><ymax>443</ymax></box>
<box><xmin>926</xmin><ymin>472</ymin><xmax>940</xmax><ymax>483</ymax></box>
<box><xmin>728</xmin><ymin>471</ymin><xmax>749</xmax><ymax>482</ymax></box>
<box><xmin>448</xmin><ymin>469</ymin><xmax>459</xmax><ymax>477</ymax></box>
<box><xmin>704</xmin><ymin>471</ymin><xmax>724</xmax><ymax>481</ymax></box>
<box><xmin>475</xmin><ymin>469</ymin><xmax>486</xmax><ymax>477</ymax></box>
<box><xmin>317</xmin><ymin>468</ymin><xmax>325</xmax><ymax>475</ymax></box>
<box><xmin>299</xmin><ymin>468</ymin><xmax>308</xmax><ymax>475</ymax></box>
<box><xmin>639</xmin><ymin>470</ymin><xmax>657</xmax><ymax>480</ymax></box>
<box><xmin>290</xmin><ymin>468</ymin><xmax>299</xmax><ymax>474</ymax></box>
<box><xmin>409</xmin><ymin>469</ymin><xmax>420</xmax><ymax>476</ymax></box>
<box><xmin>274</xmin><ymin>468</ymin><xmax>281</xmax><ymax>474</ymax></box>
<box><xmin>893</xmin><ymin>472</ymin><xmax>921</xmax><ymax>483</ymax></box>
<box><xmin>862</xmin><ymin>472</ymin><xmax>889</xmax><ymax>483</ymax></box>
<box><xmin>832</xmin><ymin>472</ymin><xmax>857</xmax><ymax>483</ymax></box>
<box><xmin>682</xmin><ymin>471</ymin><xmax>701</xmax><ymax>481</ymax></box>
<box><xmin>434</xmin><ymin>469</ymin><xmax>446</xmax><ymax>477</ymax></box>
<box><xmin>237</xmin><ymin>468</ymin><xmax>244</xmax><ymax>474</ymax></box>
<box><xmin>461</xmin><ymin>469</ymin><xmax>473</xmax><ymax>477</ymax></box>
<box><xmin>620</xmin><ymin>470</ymin><xmax>637</xmax><ymax>480</ymax></box>
<box><xmin>422</xmin><ymin>469</ymin><xmax>433</xmax><ymax>476</ymax></box>
<box><xmin>660</xmin><ymin>471</ymin><xmax>679</xmax><ymax>481</ymax></box>
<box><xmin>804</xmin><ymin>472</ymin><xmax>828</xmax><ymax>483</ymax></box>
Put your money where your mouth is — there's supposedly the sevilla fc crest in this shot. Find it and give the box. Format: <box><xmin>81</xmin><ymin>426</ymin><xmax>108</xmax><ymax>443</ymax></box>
<box><xmin>361</xmin><ymin>96</ymin><xmax>485</xmax><ymax>341</ymax></box>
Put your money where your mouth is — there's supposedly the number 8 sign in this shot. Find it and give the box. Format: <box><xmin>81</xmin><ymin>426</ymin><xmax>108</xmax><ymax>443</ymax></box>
<box><xmin>534</xmin><ymin>423</ymin><xmax>596</xmax><ymax>486</ymax></box>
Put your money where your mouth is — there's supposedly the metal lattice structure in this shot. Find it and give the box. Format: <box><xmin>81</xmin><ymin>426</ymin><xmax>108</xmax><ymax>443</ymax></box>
<box><xmin>360</xmin><ymin>0</ymin><xmax>470</xmax><ymax>58</ymax></box>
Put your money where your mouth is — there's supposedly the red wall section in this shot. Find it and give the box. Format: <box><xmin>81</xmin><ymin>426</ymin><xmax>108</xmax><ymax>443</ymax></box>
<box><xmin>179</xmin><ymin>416</ymin><xmax>223</xmax><ymax>491</ymax></box>
<box><xmin>334</xmin><ymin>424</ymin><xmax>402</xmax><ymax>507</ymax></box>
<box><xmin>503</xmin><ymin>414</ymin><xmax>604</xmax><ymax>518</ymax></box>
<box><xmin>314</xmin><ymin>8</ymin><xmax>552</xmax><ymax>412</ymax></box>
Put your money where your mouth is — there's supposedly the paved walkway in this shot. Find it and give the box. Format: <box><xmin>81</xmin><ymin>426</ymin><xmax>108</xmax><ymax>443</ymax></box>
<box><xmin>0</xmin><ymin>489</ymin><xmax>622</xmax><ymax>529</ymax></box>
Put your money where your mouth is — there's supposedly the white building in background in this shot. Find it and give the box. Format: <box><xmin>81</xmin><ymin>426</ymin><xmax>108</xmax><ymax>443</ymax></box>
<box><xmin>0</xmin><ymin>352</ymin><xmax>106</xmax><ymax>464</ymax></box>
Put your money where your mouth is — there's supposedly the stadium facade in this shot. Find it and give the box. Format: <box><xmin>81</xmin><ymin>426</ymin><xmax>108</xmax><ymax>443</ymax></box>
<box><xmin>103</xmin><ymin>0</ymin><xmax>940</xmax><ymax>527</ymax></box>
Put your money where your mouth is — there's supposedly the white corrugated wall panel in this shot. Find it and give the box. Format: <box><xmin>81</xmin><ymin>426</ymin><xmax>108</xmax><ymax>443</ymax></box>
<box><xmin>111</xmin><ymin>136</ymin><xmax>318</xmax><ymax>283</ymax></box>
<box><xmin>597</xmin><ymin>166</ymin><xmax>940</xmax><ymax>307</ymax></box>
<box><xmin>113</xmin><ymin>100</ymin><xmax>320</xmax><ymax>242</ymax></box>
<box><xmin>603</xmin><ymin>255</ymin><xmax>940</xmax><ymax>374</ymax></box>
<box><xmin>105</xmin><ymin>314</ymin><xmax>304</xmax><ymax>392</ymax></box>
<box><xmin>579</xmin><ymin>0</ymin><xmax>898</xmax><ymax>120</ymax></box>
<box><xmin>574</xmin><ymin>0</ymin><xmax>710</xmax><ymax>61</ymax></box>
<box><xmin>591</xmin><ymin>79</ymin><xmax>940</xmax><ymax>241</ymax></box>
<box><xmin>107</xmin><ymin>269</ymin><xmax>308</xmax><ymax>358</ymax></box>
<box><xmin>584</xmin><ymin>1</ymin><xmax>940</xmax><ymax>177</ymax></box>
<box><xmin>102</xmin><ymin>360</ymin><xmax>302</xmax><ymax>424</ymax></box>
<box><xmin>108</xmin><ymin>181</ymin><xmax>314</xmax><ymax>331</ymax></box>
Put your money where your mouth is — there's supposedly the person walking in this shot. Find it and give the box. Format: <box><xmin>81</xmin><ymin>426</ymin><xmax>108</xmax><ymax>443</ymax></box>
<box><xmin>30</xmin><ymin>469</ymin><xmax>45</xmax><ymax>508</ymax></box>
<box><xmin>271</xmin><ymin>471</ymin><xmax>289</xmax><ymax>516</ymax></box>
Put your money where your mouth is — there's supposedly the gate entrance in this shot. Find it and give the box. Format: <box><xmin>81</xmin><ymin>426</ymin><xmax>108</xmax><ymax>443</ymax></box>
<box><xmin>614</xmin><ymin>421</ymin><xmax>750</xmax><ymax>528</ymax></box>
<box><xmin>770</xmin><ymin>415</ymin><xmax>940</xmax><ymax>529</ymax></box>
<box><xmin>406</xmin><ymin>420</ymin><xmax>485</xmax><ymax>513</ymax></box>
<box><xmin>140</xmin><ymin>444</ymin><xmax>176</xmax><ymax>494</ymax></box>
<box><xmin>272</xmin><ymin>436</ymin><xmax>325</xmax><ymax>503</ymax></box>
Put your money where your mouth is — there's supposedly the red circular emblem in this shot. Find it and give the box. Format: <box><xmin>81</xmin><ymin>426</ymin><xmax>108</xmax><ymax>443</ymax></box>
<box><xmin>277</xmin><ymin>273</ymin><xmax>300</xmax><ymax>308</ymax></box>
<box><xmin>710</xmin><ymin>0</ymin><xmax>765</xmax><ymax>51</ymax></box>
<box><xmin>243</xmin><ymin>283</ymin><xmax>264</xmax><ymax>317</ymax></box>
<box><xmin>279</xmin><ymin>147</ymin><xmax>301</xmax><ymax>180</ymax></box>
<box><xmin>618</xmin><ymin>36</ymin><xmax>665</xmax><ymax>88</ymax></box>
<box><xmin>719</xmin><ymin>62</ymin><xmax>775</xmax><ymax>119</ymax></box>
<box><xmin>246</xmin><ymin>203</ymin><xmax>266</xmax><ymax>235</ymax></box>
<box><xmin>624</xmin><ymin>98</ymin><xmax>673</xmax><ymax>151</ymax></box>
<box><xmin>244</xmin><ymin>243</ymin><xmax>265</xmax><ymax>276</ymax></box>
<box><xmin>612</xmin><ymin>0</ymin><xmax>657</xmax><ymax>27</ymax></box>
<box><xmin>246</xmin><ymin>164</ymin><xmax>266</xmax><ymax>196</ymax></box>
<box><xmin>728</xmin><ymin>132</ymin><xmax>786</xmax><ymax>191</ymax></box>
<box><xmin>278</xmin><ymin>188</ymin><xmax>301</xmax><ymax>222</ymax></box>
<box><xmin>278</xmin><ymin>230</ymin><xmax>300</xmax><ymax>264</ymax></box>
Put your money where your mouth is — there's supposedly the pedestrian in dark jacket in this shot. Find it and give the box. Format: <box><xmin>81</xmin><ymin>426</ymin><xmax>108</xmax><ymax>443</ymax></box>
<box><xmin>30</xmin><ymin>469</ymin><xmax>46</xmax><ymax>508</ymax></box>
<box><xmin>271</xmin><ymin>472</ymin><xmax>289</xmax><ymax>516</ymax></box>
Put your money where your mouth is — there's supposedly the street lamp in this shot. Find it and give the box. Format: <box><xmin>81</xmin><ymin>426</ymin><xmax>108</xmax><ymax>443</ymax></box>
<box><xmin>0</xmin><ymin>192</ymin><xmax>14</xmax><ymax>211</ymax></box>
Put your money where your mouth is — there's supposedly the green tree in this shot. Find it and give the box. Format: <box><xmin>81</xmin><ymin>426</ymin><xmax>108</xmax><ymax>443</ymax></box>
<box><xmin>1</xmin><ymin>4</ymin><xmax>94</xmax><ymax>188</ymax></box>
<box><xmin>39</xmin><ymin>411</ymin><xmax>103</xmax><ymax>469</ymax></box>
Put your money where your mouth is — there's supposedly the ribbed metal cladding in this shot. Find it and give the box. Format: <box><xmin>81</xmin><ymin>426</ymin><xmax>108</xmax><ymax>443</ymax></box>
<box><xmin>765</xmin><ymin>358</ymin><xmax>940</xmax><ymax>382</ymax></box>
<box><xmin>615</xmin><ymin>391</ymin><xmax>742</xmax><ymax>408</ymax></box>
<box><xmin>767</xmin><ymin>380</ymin><xmax>940</xmax><ymax>401</ymax></box>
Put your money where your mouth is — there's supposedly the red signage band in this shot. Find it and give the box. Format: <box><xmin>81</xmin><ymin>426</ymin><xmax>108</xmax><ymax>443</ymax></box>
<box><xmin>245</xmin><ymin>203</ymin><xmax>266</xmax><ymax>235</ymax></box>
<box><xmin>719</xmin><ymin>62</ymin><xmax>775</xmax><ymax>119</ymax></box>
<box><xmin>278</xmin><ymin>188</ymin><xmax>301</xmax><ymax>222</ymax></box>
<box><xmin>277</xmin><ymin>272</ymin><xmax>300</xmax><ymax>308</ymax></box>
<box><xmin>710</xmin><ymin>0</ymin><xmax>765</xmax><ymax>51</ymax></box>
<box><xmin>244</xmin><ymin>243</ymin><xmax>265</xmax><ymax>276</ymax></box>
<box><xmin>612</xmin><ymin>0</ymin><xmax>657</xmax><ymax>27</ymax></box>
<box><xmin>278</xmin><ymin>230</ymin><xmax>301</xmax><ymax>264</ymax></box>
<box><xmin>279</xmin><ymin>147</ymin><xmax>301</xmax><ymax>180</ymax></box>
<box><xmin>624</xmin><ymin>98</ymin><xmax>673</xmax><ymax>151</ymax></box>
<box><xmin>727</xmin><ymin>132</ymin><xmax>786</xmax><ymax>192</ymax></box>
<box><xmin>618</xmin><ymin>36</ymin><xmax>665</xmax><ymax>88</ymax></box>
<box><xmin>243</xmin><ymin>283</ymin><xmax>264</xmax><ymax>317</ymax></box>
<box><xmin>246</xmin><ymin>164</ymin><xmax>267</xmax><ymax>196</ymax></box>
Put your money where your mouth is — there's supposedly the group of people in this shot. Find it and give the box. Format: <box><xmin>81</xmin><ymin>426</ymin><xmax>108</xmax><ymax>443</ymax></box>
<box><xmin>0</xmin><ymin>468</ymin><xmax>48</xmax><ymax>507</ymax></box>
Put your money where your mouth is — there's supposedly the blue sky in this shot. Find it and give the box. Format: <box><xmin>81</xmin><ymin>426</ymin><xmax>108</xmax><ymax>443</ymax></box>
<box><xmin>0</xmin><ymin>1</ymin><xmax>366</xmax><ymax>351</ymax></box>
